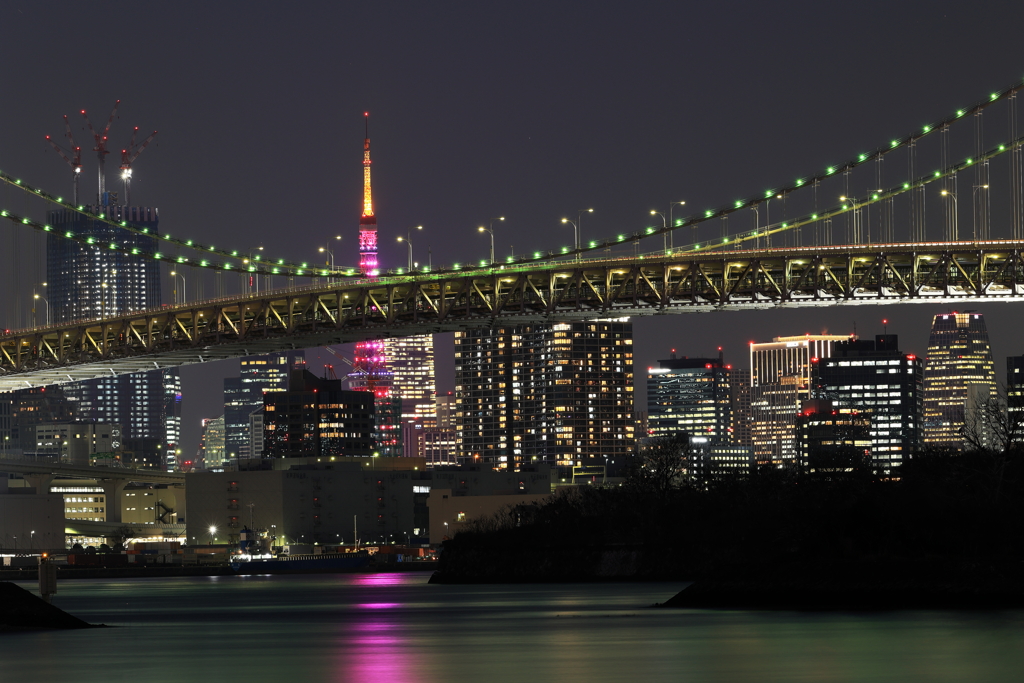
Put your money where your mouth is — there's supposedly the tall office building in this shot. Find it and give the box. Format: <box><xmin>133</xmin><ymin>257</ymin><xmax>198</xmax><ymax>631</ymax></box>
<box><xmin>1008</xmin><ymin>355</ymin><xmax>1024</xmax><ymax>423</ymax></box>
<box><xmin>263</xmin><ymin>368</ymin><xmax>375</xmax><ymax>459</ymax></box>
<box><xmin>923</xmin><ymin>312</ymin><xmax>996</xmax><ymax>451</ymax></box>
<box><xmin>423</xmin><ymin>392</ymin><xmax>458</xmax><ymax>466</ymax></box>
<box><xmin>223</xmin><ymin>351</ymin><xmax>305</xmax><ymax>462</ymax></box>
<box><xmin>812</xmin><ymin>335</ymin><xmax>923</xmax><ymax>474</ymax></box>
<box><xmin>455</xmin><ymin>319</ymin><xmax>634</xmax><ymax>470</ymax></box>
<box><xmin>749</xmin><ymin>334</ymin><xmax>852</xmax><ymax>466</ymax></box>
<box><xmin>46</xmin><ymin>203</ymin><xmax>162</xmax><ymax>323</ymax></box>
<box><xmin>730</xmin><ymin>369</ymin><xmax>753</xmax><ymax>449</ymax></box>
<box><xmin>4</xmin><ymin>386</ymin><xmax>78</xmax><ymax>452</ymax></box>
<box><xmin>62</xmin><ymin>368</ymin><xmax>181</xmax><ymax>469</ymax></box>
<box><xmin>383</xmin><ymin>335</ymin><xmax>437</xmax><ymax>424</ymax></box>
<box><xmin>796</xmin><ymin>399</ymin><xmax>872</xmax><ymax>471</ymax></box>
<box><xmin>647</xmin><ymin>352</ymin><xmax>732</xmax><ymax>441</ymax></box>
<box><xmin>198</xmin><ymin>416</ymin><xmax>226</xmax><ymax>469</ymax></box>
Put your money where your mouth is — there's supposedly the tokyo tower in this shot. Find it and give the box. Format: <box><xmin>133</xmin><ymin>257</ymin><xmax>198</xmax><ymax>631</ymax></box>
<box><xmin>348</xmin><ymin>114</ymin><xmax>401</xmax><ymax>455</ymax></box>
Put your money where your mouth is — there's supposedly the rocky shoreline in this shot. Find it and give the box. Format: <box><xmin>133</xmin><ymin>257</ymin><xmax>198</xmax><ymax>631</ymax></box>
<box><xmin>0</xmin><ymin>582</ymin><xmax>105</xmax><ymax>632</ymax></box>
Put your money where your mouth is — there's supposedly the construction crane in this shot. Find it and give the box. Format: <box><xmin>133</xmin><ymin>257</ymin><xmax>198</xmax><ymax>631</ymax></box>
<box><xmin>45</xmin><ymin>115</ymin><xmax>83</xmax><ymax>206</ymax></box>
<box><xmin>81</xmin><ymin>100</ymin><xmax>120</xmax><ymax>203</ymax></box>
<box><xmin>119</xmin><ymin>125</ymin><xmax>158</xmax><ymax>207</ymax></box>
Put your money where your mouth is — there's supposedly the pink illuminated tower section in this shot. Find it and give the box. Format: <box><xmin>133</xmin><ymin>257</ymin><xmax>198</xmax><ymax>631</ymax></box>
<box><xmin>358</xmin><ymin>113</ymin><xmax>378</xmax><ymax>276</ymax></box>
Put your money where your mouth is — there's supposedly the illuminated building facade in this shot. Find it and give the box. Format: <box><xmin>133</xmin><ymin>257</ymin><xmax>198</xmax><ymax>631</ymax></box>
<box><xmin>730</xmin><ymin>369</ymin><xmax>753</xmax><ymax>448</ymax></box>
<box><xmin>383</xmin><ymin>335</ymin><xmax>437</xmax><ymax>423</ymax></box>
<box><xmin>923</xmin><ymin>312</ymin><xmax>996</xmax><ymax>452</ymax></box>
<box><xmin>423</xmin><ymin>392</ymin><xmax>457</xmax><ymax>466</ymax></box>
<box><xmin>4</xmin><ymin>386</ymin><xmax>77</xmax><ymax>452</ymax></box>
<box><xmin>263</xmin><ymin>368</ymin><xmax>375</xmax><ymax>458</ymax></box>
<box><xmin>223</xmin><ymin>351</ymin><xmax>304</xmax><ymax>462</ymax></box>
<box><xmin>646</xmin><ymin>352</ymin><xmax>732</xmax><ymax>442</ymax></box>
<box><xmin>46</xmin><ymin>204</ymin><xmax>161</xmax><ymax>323</ymax></box>
<box><xmin>1008</xmin><ymin>356</ymin><xmax>1024</xmax><ymax>424</ymax></box>
<box><xmin>796</xmin><ymin>399</ymin><xmax>872</xmax><ymax>471</ymax></box>
<box><xmin>199</xmin><ymin>416</ymin><xmax>226</xmax><ymax>469</ymax></box>
<box><xmin>455</xmin><ymin>320</ymin><xmax>634</xmax><ymax>469</ymax></box>
<box><xmin>812</xmin><ymin>335</ymin><xmax>923</xmax><ymax>474</ymax></box>
<box><xmin>750</xmin><ymin>334</ymin><xmax>851</xmax><ymax>466</ymax></box>
<box><xmin>62</xmin><ymin>369</ymin><xmax>181</xmax><ymax>470</ymax></box>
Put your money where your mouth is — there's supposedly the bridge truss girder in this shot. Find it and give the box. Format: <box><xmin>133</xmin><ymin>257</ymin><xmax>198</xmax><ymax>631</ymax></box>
<box><xmin>4</xmin><ymin>242</ymin><xmax>1024</xmax><ymax>390</ymax></box>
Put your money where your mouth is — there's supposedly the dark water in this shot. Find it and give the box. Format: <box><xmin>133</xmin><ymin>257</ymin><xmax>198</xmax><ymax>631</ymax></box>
<box><xmin>3</xmin><ymin>573</ymin><xmax>1024</xmax><ymax>682</ymax></box>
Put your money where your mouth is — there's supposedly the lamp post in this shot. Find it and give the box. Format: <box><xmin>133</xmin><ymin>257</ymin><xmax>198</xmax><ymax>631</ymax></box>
<box><xmin>973</xmin><ymin>184</ymin><xmax>990</xmax><ymax>240</ymax></box>
<box><xmin>669</xmin><ymin>200</ymin><xmax>685</xmax><ymax>250</ymax></box>
<box><xmin>33</xmin><ymin>287</ymin><xmax>49</xmax><ymax>326</ymax></box>
<box><xmin>397</xmin><ymin>225</ymin><xmax>422</xmax><ymax>270</ymax></box>
<box><xmin>940</xmin><ymin>190</ymin><xmax>958</xmax><ymax>240</ymax></box>
<box><xmin>100</xmin><ymin>268</ymin><xmax>116</xmax><ymax>319</ymax></box>
<box><xmin>561</xmin><ymin>218</ymin><xmax>580</xmax><ymax>261</ymax></box>
<box><xmin>650</xmin><ymin>210</ymin><xmax>668</xmax><ymax>253</ymax></box>
<box><xmin>170</xmin><ymin>270</ymin><xmax>186</xmax><ymax>305</ymax></box>
<box><xmin>577</xmin><ymin>208</ymin><xmax>593</xmax><ymax>253</ymax></box>
<box><xmin>477</xmin><ymin>217</ymin><xmax>504</xmax><ymax>264</ymax></box>
<box><xmin>318</xmin><ymin>246</ymin><xmax>334</xmax><ymax>282</ymax></box>
<box><xmin>839</xmin><ymin>195</ymin><xmax>863</xmax><ymax>243</ymax></box>
<box><xmin>245</xmin><ymin>246</ymin><xmax>264</xmax><ymax>293</ymax></box>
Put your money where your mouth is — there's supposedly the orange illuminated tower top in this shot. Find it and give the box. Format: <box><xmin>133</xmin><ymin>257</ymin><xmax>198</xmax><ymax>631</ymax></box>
<box><xmin>358</xmin><ymin>113</ymin><xmax>378</xmax><ymax>276</ymax></box>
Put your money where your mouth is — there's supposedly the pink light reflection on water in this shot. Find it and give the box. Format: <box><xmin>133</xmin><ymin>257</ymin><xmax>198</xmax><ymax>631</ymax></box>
<box><xmin>336</xmin><ymin>615</ymin><xmax>421</xmax><ymax>681</ymax></box>
<box><xmin>358</xmin><ymin>602</ymin><xmax>401</xmax><ymax>610</ymax></box>
<box><xmin>351</xmin><ymin>573</ymin><xmax>408</xmax><ymax>587</ymax></box>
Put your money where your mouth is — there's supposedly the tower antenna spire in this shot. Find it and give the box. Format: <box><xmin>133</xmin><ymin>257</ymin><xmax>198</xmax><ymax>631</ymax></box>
<box><xmin>358</xmin><ymin>113</ymin><xmax>378</xmax><ymax>276</ymax></box>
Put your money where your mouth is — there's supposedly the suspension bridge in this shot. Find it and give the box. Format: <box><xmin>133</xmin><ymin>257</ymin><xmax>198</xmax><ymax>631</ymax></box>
<box><xmin>4</xmin><ymin>75</ymin><xmax>1024</xmax><ymax>389</ymax></box>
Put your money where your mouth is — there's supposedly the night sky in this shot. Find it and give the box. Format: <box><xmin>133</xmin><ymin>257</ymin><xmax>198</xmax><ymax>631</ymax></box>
<box><xmin>2</xmin><ymin>1</ymin><xmax>1024</xmax><ymax>456</ymax></box>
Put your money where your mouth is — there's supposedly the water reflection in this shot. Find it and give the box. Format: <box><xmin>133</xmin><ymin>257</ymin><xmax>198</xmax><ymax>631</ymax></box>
<box><xmin>339</xmin><ymin>582</ymin><xmax>421</xmax><ymax>682</ymax></box>
<box><xmin>3</xmin><ymin>575</ymin><xmax>1023</xmax><ymax>683</ymax></box>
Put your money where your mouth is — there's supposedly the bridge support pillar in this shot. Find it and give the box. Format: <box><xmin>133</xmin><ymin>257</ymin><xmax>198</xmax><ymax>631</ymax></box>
<box><xmin>22</xmin><ymin>473</ymin><xmax>55</xmax><ymax>494</ymax></box>
<box><xmin>99</xmin><ymin>479</ymin><xmax>127</xmax><ymax>525</ymax></box>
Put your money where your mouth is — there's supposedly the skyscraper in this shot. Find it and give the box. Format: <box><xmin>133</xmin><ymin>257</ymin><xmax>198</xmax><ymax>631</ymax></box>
<box><xmin>730</xmin><ymin>369</ymin><xmax>753</xmax><ymax>449</ymax></box>
<box><xmin>223</xmin><ymin>351</ymin><xmax>304</xmax><ymax>462</ymax></box>
<box><xmin>63</xmin><ymin>368</ymin><xmax>181</xmax><ymax>469</ymax></box>
<box><xmin>923</xmin><ymin>312</ymin><xmax>996</xmax><ymax>451</ymax></box>
<box><xmin>455</xmin><ymin>319</ymin><xmax>634</xmax><ymax>470</ymax></box>
<box><xmin>263</xmin><ymin>368</ymin><xmax>375</xmax><ymax>459</ymax></box>
<box><xmin>46</xmin><ymin>203</ymin><xmax>162</xmax><ymax>323</ymax></box>
<box><xmin>646</xmin><ymin>352</ymin><xmax>732</xmax><ymax>441</ymax></box>
<box><xmin>382</xmin><ymin>335</ymin><xmax>437</xmax><ymax>424</ymax></box>
<box><xmin>749</xmin><ymin>334</ymin><xmax>852</xmax><ymax>466</ymax></box>
<box><xmin>812</xmin><ymin>335</ymin><xmax>923</xmax><ymax>474</ymax></box>
<box><xmin>198</xmin><ymin>416</ymin><xmax>226</xmax><ymax>470</ymax></box>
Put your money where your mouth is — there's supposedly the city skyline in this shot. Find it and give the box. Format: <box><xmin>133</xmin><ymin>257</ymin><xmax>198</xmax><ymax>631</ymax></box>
<box><xmin>1</xmin><ymin>4</ymin><xmax>1024</xmax><ymax>455</ymax></box>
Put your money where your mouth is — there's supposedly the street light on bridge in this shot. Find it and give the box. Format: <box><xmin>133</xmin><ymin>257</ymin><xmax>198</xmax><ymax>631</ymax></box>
<box><xmin>973</xmin><ymin>184</ymin><xmax>990</xmax><ymax>240</ymax></box>
<box><xmin>33</xmin><ymin>284</ymin><xmax>49</xmax><ymax>326</ymax></box>
<box><xmin>839</xmin><ymin>196</ymin><xmax>863</xmax><ymax>243</ymax></box>
<box><xmin>396</xmin><ymin>225</ymin><xmax>422</xmax><ymax>270</ymax></box>
<box><xmin>478</xmin><ymin>217</ymin><xmax>503</xmax><ymax>264</ymax></box>
<box><xmin>940</xmin><ymin>189</ymin><xmax>958</xmax><ymax>241</ymax></box>
<box><xmin>169</xmin><ymin>271</ymin><xmax>186</xmax><ymax>306</ymax></box>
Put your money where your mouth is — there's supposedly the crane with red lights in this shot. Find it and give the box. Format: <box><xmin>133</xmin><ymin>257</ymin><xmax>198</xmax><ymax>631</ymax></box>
<box><xmin>45</xmin><ymin>114</ymin><xmax>83</xmax><ymax>205</ymax></box>
<box><xmin>120</xmin><ymin>125</ymin><xmax>158</xmax><ymax>207</ymax></box>
<box><xmin>81</xmin><ymin>100</ymin><xmax>120</xmax><ymax>203</ymax></box>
